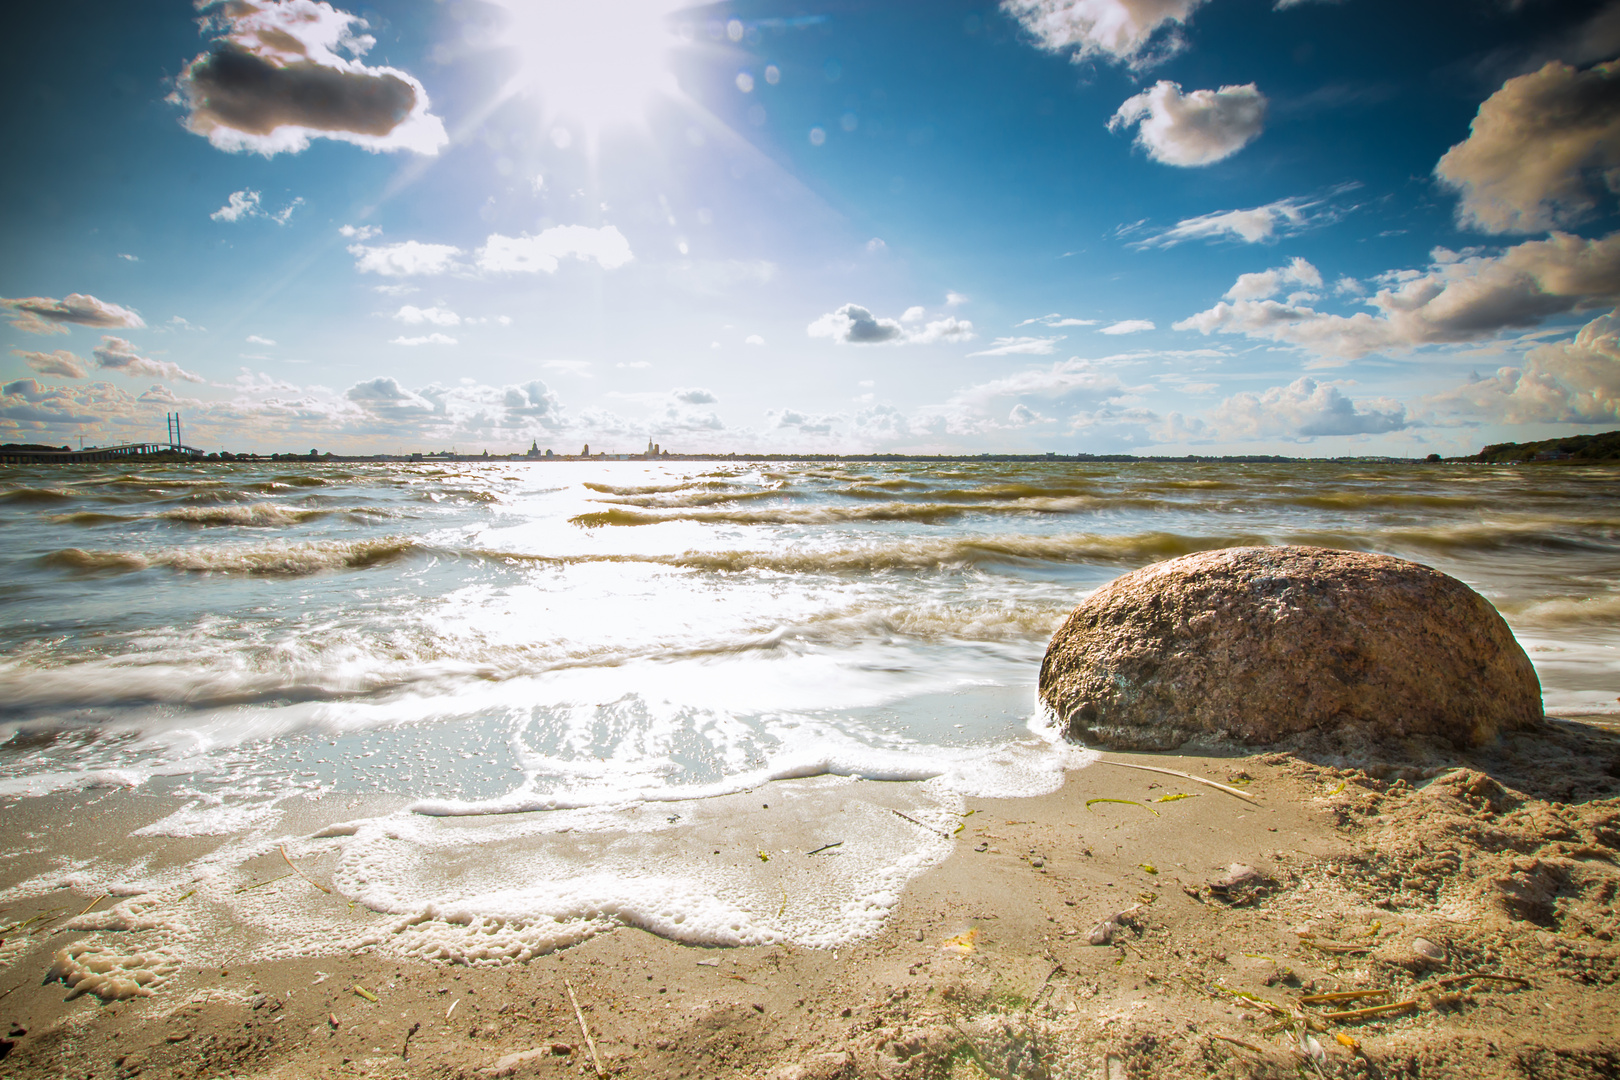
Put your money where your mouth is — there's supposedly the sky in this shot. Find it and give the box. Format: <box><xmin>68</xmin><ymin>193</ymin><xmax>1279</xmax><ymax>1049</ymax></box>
<box><xmin>2</xmin><ymin>0</ymin><xmax>1618</xmax><ymax>457</ymax></box>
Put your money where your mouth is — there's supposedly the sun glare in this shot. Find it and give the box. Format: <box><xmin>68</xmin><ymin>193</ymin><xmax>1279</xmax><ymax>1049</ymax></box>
<box><xmin>491</xmin><ymin>0</ymin><xmax>686</xmax><ymax>139</ymax></box>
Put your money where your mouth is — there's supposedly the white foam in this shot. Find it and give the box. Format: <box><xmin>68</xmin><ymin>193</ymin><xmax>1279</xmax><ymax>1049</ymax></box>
<box><xmin>133</xmin><ymin>799</ymin><xmax>283</xmax><ymax>838</ymax></box>
<box><xmin>48</xmin><ymin>943</ymin><xmax>181</xmax><ymax>1001</ymax></box>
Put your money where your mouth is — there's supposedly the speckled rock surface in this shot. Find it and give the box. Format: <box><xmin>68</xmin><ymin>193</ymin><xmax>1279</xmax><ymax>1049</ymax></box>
<box><xmin>1040</xmin><ymin>545</ymin><xmax>1542</xmax><ymax>750</ymax></box>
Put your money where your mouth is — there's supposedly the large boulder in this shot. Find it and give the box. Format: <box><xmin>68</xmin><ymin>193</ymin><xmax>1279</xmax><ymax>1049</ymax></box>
<box><xmin>1040</xmin><ymin>546</ymin><xmax>1542</xmax><ymax>750</ymax></box>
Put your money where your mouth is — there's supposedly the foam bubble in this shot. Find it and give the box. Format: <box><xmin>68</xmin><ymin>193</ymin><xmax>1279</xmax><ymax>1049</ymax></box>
<box><xmin>48</xmin><ymin>943</ymin><xmax>181</xmax><ymax>1001</ymax></box>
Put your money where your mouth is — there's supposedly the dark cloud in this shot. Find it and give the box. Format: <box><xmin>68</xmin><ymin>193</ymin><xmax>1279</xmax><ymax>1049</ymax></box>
<box><xmin>174</xmin><ymin>1</ymin><xmax>447</xmax><ymax>156</ymax></box>
<box><xmin>183</xmin><ymin>42</ymin><xmax>417</xmax><ymax>138</ymax></box>
<box><xmin>1</xmin><ymin>294</ymin><xmax>145</xmax><ymax>335</ymax></box>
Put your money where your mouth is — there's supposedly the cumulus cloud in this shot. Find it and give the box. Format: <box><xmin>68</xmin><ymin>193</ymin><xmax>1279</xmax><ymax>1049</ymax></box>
<box><xmin>1427</xmin><ymin>307</ymin><xmax>1620</xmax><ymax>423</ymax></box>
<box><xmin>672</xmin><ymin>387</ymin><xmax>718</xmax><ymax>404</ymax></box>
<box><xmin>349</xmin><ymin>240</ymin><xmax>462</xmax><ymax>276</ymax></box>
<box><xmin>393</xmin><ymin>305</ymin><xmax>460</xmax><ymax>326</ymax></box>
<box><xmin>1</xmin><ymin>293</ymin><xmax>146</xmax><ymax>335</ymax></box>
<box><xmin>390</xmin><ymin>333</ymin><xmax>456</xmax><ymax>346</ymax></box>
<box><xmin>1436</xmin><ymin>60</ymin><xmax>1620</xmax><ymax>234</ymax></box>
<box><xmin>11</xmin><ymin>349</ymin><xmax>89</xmax><ymax>378</ymax></box>
<box><xmin>1162</xmin><ymin>377</ymin><xmax>1408</xmax><ymax>441</ymax></box>
<box><xmin>1000</xmin><ymin>0</ymin><xmax>1207</xmax><ymax>67</ymax></box>
<box><xmin>950</xmin><ymin>358</ymin><xmax>1135</xmax><ymax>412</ymax></box>
<box><xmin>1132</xmin><ymin>189</ymin><xmax>1351</xmax><ymax>248</ymax></box>
<box><xmin>174</xmin><ymin>0</ymin><xmax>448</xmax><ymax>156</ymax></box>
<box><xmin>478</xmin><ymin>226</ymin><xmax>634</xmax><ymax>273</ymax></box>
<box><xmin>807</xmin><ymin>303</ymin><xmax>975</xmax><ymax>346</ymax></box>
<box><xmin>968</xmin><ymin>336</ymin><xmax>1065</xmax><ymax>356</ymax></box>
<box><xmin>767</xmin><ymin>408</ymin><xmax>837</xmax><ymax>435</ymax></box>
<box><xmin>339</xmin><ymin>223</ymin><xmax>380</xmax><ymax>240</ymax></box>
<box><xmin>1109</xmin><ymin>81</ymin><xmax>1267</xmax><ymax>166</ymax></box>
<box><xmin>745</xmin><ymin>334</ymin><xmax>765</xmax><ymax>345</ymax></box>
<box><xmin>211</xmin><ymin>189</ymin><xmax>261</xmax><ymax>222</ymax></box>
<box><xmin>91</xmin><ymin>336</ymin><xmax>205</xmax><ymax>382</ymax></box>
<box><xmin>1224</xmin><ymin>256</ymin><xmax>1323</xmax><ymax>301</ymax></box>
<box><xmin>1100</xmin><ymin>319</ymin><xmax>1155</xmax><ymax>334</ymax></box>
<box><xmin>1175</xmin><ymin>231</ymin><xmax>1620</xmax><ymax>361</ymax></box>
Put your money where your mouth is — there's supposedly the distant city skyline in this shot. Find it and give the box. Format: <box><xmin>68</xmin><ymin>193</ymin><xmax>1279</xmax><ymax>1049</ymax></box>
<box><xmin>3</xmin><ymin>0</ymin><xmax>1618</xmax><ymax>457</ymax></box>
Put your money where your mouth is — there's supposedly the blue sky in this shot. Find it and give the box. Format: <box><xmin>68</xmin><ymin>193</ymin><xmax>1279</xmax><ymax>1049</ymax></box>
<box><xmin>2</xmin><ymin>0</ymin><xmax>1618</xmax><ymax>455</ymax></box>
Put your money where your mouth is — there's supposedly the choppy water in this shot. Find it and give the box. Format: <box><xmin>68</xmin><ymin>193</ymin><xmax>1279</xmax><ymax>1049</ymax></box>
<box><xmin>1</xmin><ymin>459</ymin><xmax>1616</xmax><ymax>956</ymax></box>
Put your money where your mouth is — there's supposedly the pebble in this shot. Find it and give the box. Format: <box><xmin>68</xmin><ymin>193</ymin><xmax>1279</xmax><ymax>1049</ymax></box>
<box><xmin>1412</xmin><ymin>937</ymin><xmax>1445</xmax><ymax>962</ymax></box>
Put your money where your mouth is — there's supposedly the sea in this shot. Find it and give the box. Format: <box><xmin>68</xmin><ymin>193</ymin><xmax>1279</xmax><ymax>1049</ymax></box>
<box><xmin>1</xmin><ymin>458</ymin><xmax>1616</xmax><ymax>961</ymax></box>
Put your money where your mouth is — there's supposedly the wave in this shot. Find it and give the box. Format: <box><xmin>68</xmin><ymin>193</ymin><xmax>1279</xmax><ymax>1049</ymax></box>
<box><xmin>582</xmin><ymin>481</ymin><xmax>713</xmax><ymax>496</ymax></box>
<box><xmin>0</xmin><ymin>486</ymin><xmax>78</xmax><ymax>504</ymax></box>
<box><xmin>46</xmin><ymin>511</ymin><xmax>131</xmax><ymax>526</ymax></box>
<box><xmin>590</xmin><ymin>487</ymin><xmax>788</xmax><ymax>509</ymax></box>
<box><xmin>1500</xmin><ymin>593</ymin><xmax>1620</xmax><ymax>628</ymax></box>
<box><xmin>568</xmin><ymin>495</ymin><xmax>1171</xmax><ymax>528</ymax></box>
<box><xmin>157</xmin><ymin>503</ymin><xmax>333</xmax><ymax>526</ymax></box>
<box><xmin>40</xmin><ymin>538</ymin><xmax>420</xmax><ymax>576</ymax></box>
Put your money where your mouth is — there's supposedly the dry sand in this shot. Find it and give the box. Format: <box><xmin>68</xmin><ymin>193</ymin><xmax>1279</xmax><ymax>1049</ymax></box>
<box><xmin>2</xmin><ymin>717</ymin><xmax>1617</xmax><ymax>1080</ymax></box>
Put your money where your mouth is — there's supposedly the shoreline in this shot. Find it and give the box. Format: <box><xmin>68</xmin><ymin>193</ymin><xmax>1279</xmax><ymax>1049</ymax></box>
<box><xmin>2</xmin><ymin>719</ymin><xmax>1617</xmax><ymax>1078</ymax></box>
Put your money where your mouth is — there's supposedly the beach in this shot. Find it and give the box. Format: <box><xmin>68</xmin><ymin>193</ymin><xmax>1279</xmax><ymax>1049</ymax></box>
<box><xmin>2</xmin><ymin>459</ymin><xmax>1618</xmax><ymax>1077</ymax></box>
<box><xmin>2</xmin><ymin>722</ymin><xmax>1618</xmax><ymax>1079</ymax></box>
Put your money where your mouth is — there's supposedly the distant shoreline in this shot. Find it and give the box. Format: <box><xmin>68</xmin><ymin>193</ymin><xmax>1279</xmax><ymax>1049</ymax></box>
<box><xmin>4</xmin><ymin>426</ymin><xmax>1616</xmax><ymax>466</ymax></box>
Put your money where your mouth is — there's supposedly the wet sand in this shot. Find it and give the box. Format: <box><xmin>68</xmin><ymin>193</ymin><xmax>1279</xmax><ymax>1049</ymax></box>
<box><xmin>2</xmin><ymin>718</ymin><xmax>1617</xmax><ymax>1080</ymax></box>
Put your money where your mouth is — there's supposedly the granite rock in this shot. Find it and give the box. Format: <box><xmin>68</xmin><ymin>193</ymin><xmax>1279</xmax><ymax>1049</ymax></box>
<box><xmin>1039</xmin><ymin>546</ymin><xmax>1542</xmax><ymax>750</ymax></box>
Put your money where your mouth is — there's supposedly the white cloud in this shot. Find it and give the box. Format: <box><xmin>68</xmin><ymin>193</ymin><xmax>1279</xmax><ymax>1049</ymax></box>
<box><xmin>174</xmin><ymin>0</ymin><xmax>448</xmax><ymax>157</ymax></box>
<box><xmin>478</xmin><ymin>225</ymin><xmax>634</xmax><ymax>274</ymax></box>
<box><xmin>1099</xmin><ymin>319</ymin><xmax>1155</xmax><ymax>334</ymax></box>
<box><xmin>865</xmin><ymin>237</ymin><xmax>887</xmax><ymax>253</ymax></box>
<box><xmin>1131</xmin><ymin>191</ymin><xmax>1349</xmax><ymax>248</ymax></box>
<box><xmin>271</xmin><ymin>196</ymin><xmax>304</xmax><ymax>224</ymax></box>
<box><xmin>339</xmin><ymin>223</ymin><xmax>380</xmax><ymax>240</ymax></box>
<box><xmin>543</xmin><ymin>360</ymin><xmax>594</xmax><ymax>375</ymax></box>
<box><xmin>968</xmin><ymin>336</ymin><xmax>1065</xmax><ymax>356</ymax></box>
<box><xmin>246</xmin><ymin>334</ymin><xmax>277</xmax><ymax>345</ymax></box>
<box><xmin>1000</xmin><ymin>0</ymin><xmax>1207</xmax><ymax>67</ymax></box>
<box><xmin>946</xmin><ymin>291</ymin><xmax>969</xmax><ymax>306</ymax></box>
<box><xmin>1175</xmin><ymin>231</ymin><xmax>1620</xmax><ymax>362</ymax></box>
<box><xmin>1</xmin><ymin>293</ymin><xmax>146</xmax><ymax>335</ymax></box>
<box><xmin>390</xmin><ymin>333</ymin><xmax>457</xmax><ymax>346</ymax></box>
<box><xmin>1016</xmin><ymin>313</ymin><xmax>1098</xmax><ymax>327</ymax></box>
<box><xmin>807</xmin><ymin>303</ymin><xmax>976</xmax><ymax>346</ymax></box>
<box><xmin>745</xmin><ymin>334</ymin><xmax>765</xmax><ymax>345</ymax></box>
<box><xmin>1427</xmin><ymin>307</ymin><xmax>1620</xmax><ymax>423</ymax></box>
<box><xmin>1109</xmin><ymin>81</ymin><xmax>1267</xmax><ymax>166</ymax></box>
<box><xmin>349</xmin><ymin>240</ymin><xmax>463</xmax><ymax>276</ymax></box>
<box><xmin>117</xmin><ymin>253</ymin><xmax>139</xmax><ymax>262</ymax></box>
<box><xmin>393</xmin><ymin>305</ymin><xmax>460</xmax><ymax>327</ymax></box>
<box><xmin>1436</xmin><ymin>60</ymin><xmax>1620</xmax><ymax>234</ymax></box>
<box><xmin>211</xmin><ymin>189</ymin><xmax>261</xmax><ymax>222</ymax></box>
<box><xmin>950</xmin><ymin>358</ymin><xmax>1135</xmax><ymax>412</ymax></box>
<box><xmin>673</xmin><ymin>387</ymin><xmax>718</xmax><ymax>404</ymax></box>
<box><xmin>767</xmin><ymin>408</ymin><xmax>838</xmax><ymax>435</ymax></box>
<box><xmin>11</xmin><ymin>349</ymin><xmax>89</xmax><ymax>378</ymax></box>
<box><xmin>901</xmin><ymin>306</ymin><xmax>926</xmax><ymax>323</ymax></box>
<box><xmin>1224</xmin><ymin>257</ymin><xmax>1323</xmax><ymax>301</ymax></box>
<box><xmin>1162</xmin><ymin>377</ymin><xmax>1408</xmax><ymax>441</ymax></box>
<box><xmin>92</xmin><ymin>336</ymin><xmax>205</xmax><ymax>382</ymax></box>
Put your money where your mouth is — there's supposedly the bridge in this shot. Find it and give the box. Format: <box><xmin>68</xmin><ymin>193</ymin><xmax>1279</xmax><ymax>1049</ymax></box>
<box><xmin>0</xmin><ymin>442</ymin><xmax>205</xmax><ymax>465</ymax></box>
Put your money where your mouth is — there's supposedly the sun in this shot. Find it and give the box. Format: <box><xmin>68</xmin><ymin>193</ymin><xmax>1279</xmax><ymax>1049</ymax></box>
<box><xmin>489</xmin><ymin>0</ymin><xmax>688</xmax><ymax>142</ymax></box>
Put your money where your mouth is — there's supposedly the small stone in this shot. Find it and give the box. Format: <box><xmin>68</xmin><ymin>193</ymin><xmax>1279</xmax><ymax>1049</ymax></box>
<box><xmin>551</xmin><ymin>1043</ymin><xmax>573</xmax><ymax>1055</ymax></box>
<box><xmin>1032</xmin><ymin>858</ymin><xmax>1045</xmax><ymax>868</ymax></box>
<box><xmin>915</xmin><ymin>928</ymin><xmax>925</xmax><ymax>941</ymax></box>
<box><xmin>1412</xmin><ymin>937</ymin><xmax>1446</xmax><ymax>962</ymax></box>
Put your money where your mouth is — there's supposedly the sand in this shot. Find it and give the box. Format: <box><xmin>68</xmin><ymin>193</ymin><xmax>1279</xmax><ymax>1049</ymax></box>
<box><xmin>1</xmin><ymin>717</ymin><xmax>1617</xmax><ymax>1080</ymax></box>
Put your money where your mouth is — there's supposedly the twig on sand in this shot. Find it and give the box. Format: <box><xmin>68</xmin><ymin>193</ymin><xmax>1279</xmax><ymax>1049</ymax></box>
<box><xmin>807</xmin><ymin>841</ymin><xmax>843</xmax><ymax>856</ymax></box>
<box><xmin>400</xmin><ymin>1020</ymin><xmax>420</xmax><ymax>1060</ymax></box>
<box><xmin>1300</xmin><ymin>989</ymin><xmax>1390</xmax><ymax>1005</ymax></box>
<box><xmin>1094</xmin><ymin>759</ymin><xmax>1261</xmax><ymax>804</ymax></box>
<box><xmin>566</xmin><ymin>980</ymin><xmax>606</xmax><ymax>1079</ymax></box>
<box><xmin>1438</xmin><ymin>972</ymin><xmax>1532</xmax><ymax>989</ymax></box>
<box><xmin>1322</xmin><ymin>999</ymin><xmax>1418</xmax><ymax>1022</ymax></box>
<box><xmin>1210</xmin><ymin>1034</ymin><xmax>1265</xmax><ymax>1053</ymax></box>
<box><xmin>53</xmin><ymin>893</ymin><xmax>108</xmax><ymax>930</ymax></box>
<box><xmin>1085</xmin><ymin>798</ymin><xmax>1159</xmax><ymax>817</ymax></box>
<box><xmin>888</xmin><ymin>808</ymin><xmax>950</xmax><ymax>839</ymax></box>
<box><xmin>280</xmin><ymin>845</ymin><xmax>332</xmax><ymax>894</ymax></box>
